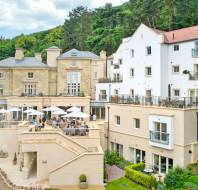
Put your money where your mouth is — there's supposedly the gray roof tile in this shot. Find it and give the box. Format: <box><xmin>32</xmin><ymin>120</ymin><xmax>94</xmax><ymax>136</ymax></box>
<box><xmin>58</xmin><ymin>49</ymin><xmax>99</xmax><ymax>59</ymax></box>
<box><xmin>0</xmin><ymin>57</ymin><xmax>48</xmax><ymax>68</ymax></box>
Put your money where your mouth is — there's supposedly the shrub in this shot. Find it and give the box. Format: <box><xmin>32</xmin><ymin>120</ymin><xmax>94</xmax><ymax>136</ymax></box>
<box><xmin>187</xmin><ymin>162</ymin><xmax>198</xmax><ymax>174</ymax></box>
<box><xmin>105</xmin><ymin>151</ymin><xmax>124</xmax><ymax>166</ymax></box>
<box><xmin>104</xmin><ymin>165</ymin><xmax>108</xmax><ymax>181</ymax></box>
<box><xmin>188</xmin><ymin>175</ymin><xmax>198</xmax><ymax>185</ymax></box>
<box><xmin>183</xmin><ymin>182</ymin><xmax>198</xmax><ymax>190</ymax></box>
<box><xmin>79</xmin><ymin>174</ymin><xmax>87</xmax><ymax>182</ymax></box>
<box><xmin>164</xmin><ymin>167</ymin><xmax>191</xmax><ymax>189</ymax></box>
<box><xmin>125</xmin><ymin>163</ymin><xmax>157</xmax><ymax>189</ymax></box>
<box><xmin>117</xmin><ymin>159</ymin><xmax>131</xmax><ymax>170</ymax></box>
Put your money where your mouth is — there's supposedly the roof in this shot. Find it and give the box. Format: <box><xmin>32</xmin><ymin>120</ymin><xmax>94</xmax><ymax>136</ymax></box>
<box><xmin>0</xmin><ymin>57</ymin><xmax>48</xmax><ymax>68</ymax></box>
<box><xmin>163</xmin><ymin>25</ymin><xmax>198</xmax><ymax>44</ymax></box>
<box><xmin>150</xmin><ymin>24</ymin><xmax>198</xmax><ymax>44</ymax></box>
<box><xmin>58</xmin><ymin>48</ymin><xmax>99</xmax><ymax>59</ymax></box>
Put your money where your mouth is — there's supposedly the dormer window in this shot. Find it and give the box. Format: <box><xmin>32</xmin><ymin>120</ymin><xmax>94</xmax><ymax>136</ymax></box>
<box><xmin>28</xmin><ymin>72</ymin><xmax>34</xmax><ymax>79</ymax></box>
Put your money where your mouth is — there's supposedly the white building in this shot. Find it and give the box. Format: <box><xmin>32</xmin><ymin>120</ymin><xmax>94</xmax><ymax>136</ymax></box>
<box><xmin>96</xmin><ymin>24</ymin><xmax>198</xmax><ymax>102</ymax></box>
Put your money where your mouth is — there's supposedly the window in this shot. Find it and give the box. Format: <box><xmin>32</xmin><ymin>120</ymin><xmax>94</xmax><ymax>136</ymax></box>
<box><xmin>130</xmin><ymin>89</ymin><xmax>134</xmax><ymax>97</ymax></box>
<box><xmin>145</xmin><ymin>67</ymin><xmax>152</xmax><ymax>77</ymax></box>
<box><xmin>67</xmin><ymin>72</ymin><xmax>80</xmax><ymax>96</ymax></box>
<box><xmin>24</xmin><ymin>84</ymin><xmax>36</xmax><ymax>95</ymax></box>
<box><xmin>189</xmin><ymin>89</ymin><xmax>198</xmax><ymax>98</ymax></box>
<box><xmin>0</xmin><ymin>85</ymin><xmax>3</xmax><ymax>95</ymax></box>
<box><xmin>129</xmin><ymin>148</ymin><xmax>145</xmax><ymax>163</ymax></box>
<box><xmin>0</xmin><ymin>73</ymin><xmax>4</xmax><ymax>79</ymax></box>
<box><xmin>150</xmin><ymin>122</ymin><xmax>168</xmax><ymax>144</ymax></box>
<box><xmin>173</xmin><ymin>89</ymin><xmax>180</xmax><ymax>97</ymax></box>
<box><xmin>146</xmin><ymin>46</ymin><xmax>152</xmax><ymax>55</ymax></box>
<box><xmin>131</xmin><ymin>49</ymin><xmax>134</xmax><ymax>57</ymax></box>
<box><xmin>153</xmin><ymin>154</ymin><xmax>173</xmax><ymax>173</ymax></box>
<box><xmin>130</xmin><ymin>68</ymin><xmax>134</xmax><ymax>77</ymax></box>
<box><xmin>173</xmin><ymin>44</ymin><xmax>179</xmax><ymax>51</ymax></box>
<box><xmin>134</xmin><ymin>118</ymin><xmax>140</xmax><ymax>128</ymax></box>
<box><xmin>113</xmin><ymin>73</ymin><xmax>120</xmax><ymax>81</ymax></box>
<box><xmin>99</xmin><ymin>90</ymin><xmax>106</xmax><ymax>100</ymax></box>
<box><xmin>172</xmin><ymin>65</ymin><xmax>180</xmax><ymax>73</ymax></box>
<box><xmin>28</xmin><ymin>72</ymin><xmax>34</xmax><ymax>79</ymax></box>
<box><xmin>110</xmin><ymin>60</ymin><xmax>113</xmax><ymax>65</ymax></box>
<box><xmin>111</xmin><ymin>142</ymin><xmax>123</xmax><ymax>156</ymax></box>
<box><xmin>118</xmin><ymin>59</ymin><xmax>123</xmax><ymax>65</ymax></box>
<box><xmin>115</xmin><ymin>115</ymin><xmax>120</xmax><ymax>125</ymax></box>
<box><xmin>114</xmin><ymin>89</ymin><xmax>119</xmax><ymax>95</ymax></box>
<box><xmin>94</xmin><ymin>72</ymin><xmax>97</xmax><ymax>79</ymax></box>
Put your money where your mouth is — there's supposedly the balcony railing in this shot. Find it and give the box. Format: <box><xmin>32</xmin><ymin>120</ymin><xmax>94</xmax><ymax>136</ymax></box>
<box><xmin>149</xmin><ymin>130</ymin><xmax>169</xmax><ymax>145</ymax></box>
<box><xmin>99</xmin><ymin>94</ymin><xmax>107</xmax><ymax>101</ymax></box>
<box><xmin>98</xmin><ymin>78</ymin><xmax>123</xmax><ymax>83</ymax></box>
<box><xmin>110</xmin><ymin>95</ymin><xmax>198</xmax><ymax>108</ymax></box>
<box><xmin>192</xmin><ymin>48</ymin><xmax>198</xmax><ymax>58</ymax></box>
<box><xmin>19</xmin><ymin>92</ymin><xmax>85</xmax><ymax>97</ymax></box>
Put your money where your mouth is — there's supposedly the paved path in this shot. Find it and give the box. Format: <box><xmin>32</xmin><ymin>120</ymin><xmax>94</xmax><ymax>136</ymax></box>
<box><xmin>107</xmin><ymin>165</ymin><xmax>124</xmax><ymax>182</ymax></box>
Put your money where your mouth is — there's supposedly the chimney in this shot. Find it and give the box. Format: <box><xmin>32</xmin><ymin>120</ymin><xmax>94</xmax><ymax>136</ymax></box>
<box><xmin>35</xmin><ymin>53</ymin><xmax>42</xmax><ymax>62</ymax></box>
<box><xmin>100</xmin><ymin>50</ymin><xmax>106</xmax><ymax>59</ymax></box>
<box><xmin>45</xmin><ymin>46</ymin><xmax>61</xmax><ymax>67</ymax></box>
<box><xmin>15</xmin><ymin>48</ymin><xmax>24</xmax><ymax>60</ymax></box>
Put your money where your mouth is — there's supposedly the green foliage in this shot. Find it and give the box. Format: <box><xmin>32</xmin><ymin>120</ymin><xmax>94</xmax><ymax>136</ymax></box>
<box><xmin>187</xmin><ymin>162</ymin><xmax>198</xmax><ymax>174</ymax></box>
<box><xmin>164</xmin><ymin>167</ymin><xmax>191</xmax><ymax>189</ymax></box>
<box><xmin>128</xmin><ymin>162</ymin><xmax>145</xmax><ymax>171</ymax></box>
<box><xmin>79</xmin><ymin>174</ymin><xmax>87</xmax><ymax>182</ymax></box>
<box><xmin>104</xmin><ymin>151</ymin><xmax>124</xmax><ymax>166</ymax></box>
<box><xmin>125</xmin><ymin>163</ymin><xmax>157</xmax><ymax>189</ymax></box>
<box><xmin>183</xmin><ymin>182</ymin><xmax>198</xmax><ymax>190</ymax></box>
<box><xmin>117</xmin><ymin>159</ymin><xmax>131</xmax><ymax>170</ymax></box>
<box><xmin>188</xmin><ymin>175</ymin><xmax>198</xmax><ymax>185</ymax></box>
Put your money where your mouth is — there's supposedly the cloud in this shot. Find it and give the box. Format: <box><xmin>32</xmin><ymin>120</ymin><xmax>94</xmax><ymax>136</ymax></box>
<box><xmin>0</xmin><ymin>0</ymin><xmax>128</xmax><ymax>38</ymax></box>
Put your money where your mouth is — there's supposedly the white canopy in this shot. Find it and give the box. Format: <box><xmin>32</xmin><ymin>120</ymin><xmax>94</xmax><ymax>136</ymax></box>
<box><xmin>24</xmin><ymin>109</ymin><xmax>36</xmax><ymax>113</ymax></box>
<box><xmin>43</xmin><ymin>106</ymin><xmax>62</xmax><ymax>112</ymax></box>
<box><xmin>67</xmin><ymin>106</ymin><xmax>81</xmax><ymax>113</ymax></box>
<box><xmin>62</xmin><ymin>111</ymin><xmax>90</xmax><ymax>118</ymax></box>
<box><xmin>0</xmin><ymin>109</ymin><xmax>9</xmax><ymax>113</ymax></box>
<box><xmin>28</xmin><ymin>110</ymin><xmax>43</xmax><ymax>116</ymax></box>
<box><xmin>8</xmin><ymin>107</ymin><xmax>21</xmax><ymax>112</ymax></box>
<box><xmin>52</xmin><ymin>109</ymin><xmax>67</xmax><ymax>115</ymax></box>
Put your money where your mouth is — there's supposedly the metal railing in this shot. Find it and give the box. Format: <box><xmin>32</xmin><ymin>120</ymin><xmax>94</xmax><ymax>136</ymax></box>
<box><xmin>149</xmin><ymin>130</ymin><xmax>169</xmax><ymax>145</ymax></box>
<box><xmin>110</xmin><ymin>95</ymin><xmax>198</xmax><ymax>108</ymax></box>
<box><xmin>98</xmin><ymin>78</ymin><xmax>123</xmax><ymax>83</ymax></box>
<box><xmin>0</xmin><ymin>121</ymin><xmax>21</xmax><ymax>128</ymax></box>
<box><xmin>192</xmin><ymin>48</ymin><xmax>198</xmax><ymax>58</ymax></box>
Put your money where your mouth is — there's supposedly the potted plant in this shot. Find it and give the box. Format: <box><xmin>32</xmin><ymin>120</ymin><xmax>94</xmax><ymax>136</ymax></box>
<box><xmin>13</xmin><ymin>152</ymin><xmax>17</xmax><ymax>165</ymax></box>
<box><xmin>79</xmin><ymin>174</ymin><xmax>88</xmax><ymax>189</ymax></box>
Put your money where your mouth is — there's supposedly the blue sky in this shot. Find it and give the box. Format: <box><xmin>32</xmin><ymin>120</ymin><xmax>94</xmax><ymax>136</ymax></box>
<box><xmin>0</xmin><ymin>0</ymin><xmax>128</xmax><ymax>38</ymax></box>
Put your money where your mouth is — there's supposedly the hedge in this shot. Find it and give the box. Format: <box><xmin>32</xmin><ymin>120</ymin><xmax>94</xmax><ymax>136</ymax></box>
<box><xmin>125</xmin><ymin>163</ymin><xmax>157</xmax><ymax>189</ymax></box>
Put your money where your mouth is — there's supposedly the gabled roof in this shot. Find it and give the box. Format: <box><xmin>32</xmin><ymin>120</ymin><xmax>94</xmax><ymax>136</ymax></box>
<box><xmin>163</xmin><ymin>25</ymin><xmax>198</xmax><ymax>44</ymax></box>
<box><xmin>149</xmin><ymin>24</ymin><xmax>198</xmax><ymax>44</ymax></box>
<box><xmin>58</xmin><ymin>48</ymin><xmax>99</xmax><ymax>60</ymax></box>
<box><xmin>0</xmin><ymin>57</ymin><xmax>48</xmax><ymax>68</ymax></box>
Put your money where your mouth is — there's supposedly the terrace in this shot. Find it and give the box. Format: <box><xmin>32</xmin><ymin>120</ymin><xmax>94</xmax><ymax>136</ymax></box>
<box><xmin>110</xmin><ymin>95</ymin><xmax>198</xmax><ymax>109</ymax></box>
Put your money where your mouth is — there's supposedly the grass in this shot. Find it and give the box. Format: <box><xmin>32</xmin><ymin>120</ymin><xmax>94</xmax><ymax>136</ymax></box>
<box><xmin>106</xmin><ymin>177</ymin><xmax>146</xmax><ymax>190</ymax></box>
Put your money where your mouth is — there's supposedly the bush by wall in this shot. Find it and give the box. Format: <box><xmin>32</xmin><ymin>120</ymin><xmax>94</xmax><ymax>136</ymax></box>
<box><xmin>105</xmin><ymin>151</ymin><xmax>124</xmax><ymax>166</ymax></box>
<box><xmin>125</xmin><ymin>163</ymin><xmax>157</xmax><ymax>189</ymax></box>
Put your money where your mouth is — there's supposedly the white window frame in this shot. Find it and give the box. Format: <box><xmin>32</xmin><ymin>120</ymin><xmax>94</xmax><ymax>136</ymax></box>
<box><xmin>146</xmin><ymin>46</ymin><xmax>152</xmax><ymax>55</ymax></box>
<box><xmin>27</xmin><ymin>72</ymin><xmax>34</xmax><ymax>79</ymax></box>
<box><xmin>129</xmin><ymin>147</ymin><xmax>145</xmax><ymax>163</ymax></box>
<box><xmin>173</xmin><ymin>44</ymin><xmax>179</xmax><ymax>51</ymax></box>
<box><xmin>67</xmin><ymin>71</ymin><xmax>81</xmax><ymax>96</ymax></box>
<box><xmin>173</xmin><ymin>89</ymin><xmax>180</xmax><ymax>97</ymax></box>
<box><xmin>24</xmin><ymin>84</ymin><xmax>36</xmax><ymax>95</ymax></box>
<box><xmin>145</xmin><ymin>67</ymin><xmax>152</xmax><ymax>77</ymax></box>
<box><xmin>172</xmin><ymin>65</ymin><xmax>180</xmax><ymax>74</ymax></box>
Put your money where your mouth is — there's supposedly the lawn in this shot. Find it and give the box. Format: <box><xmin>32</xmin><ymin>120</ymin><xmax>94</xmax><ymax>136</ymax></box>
<box><xmin>106</xmin><ymin>177</ymin><xmax>146</xmax><ymax>190</ymax></box>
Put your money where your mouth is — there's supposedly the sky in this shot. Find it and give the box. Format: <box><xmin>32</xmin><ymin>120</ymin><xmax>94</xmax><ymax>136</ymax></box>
<box><xmin>0</xmin><ymin>0</ymin><xmax>128</xmax><ymax>38</ymax></box>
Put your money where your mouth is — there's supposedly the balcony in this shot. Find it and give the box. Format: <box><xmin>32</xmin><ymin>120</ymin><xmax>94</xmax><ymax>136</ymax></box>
<box><xmin>98</xmin><ymin>77</ymin><xmax>123</xmax><ymax>83</ymax></box>
<box><xmin>110</xmin><ymin>95</ymin><xmax>198</xmax><ymax>109</ymax></box>
<box><xmin>99</xmin><ymin>94</ymin><xmax>107</xmax><ymax>101</ymax></box>
<box><xmin>192</xmin><ymin>48</ymin><xmax>198</xmax><ymax>58</ymax></box>
<box><xmin>149</xmin><ymin>130</ymin><xmax>169</xmax><ymax>145</ymax></box>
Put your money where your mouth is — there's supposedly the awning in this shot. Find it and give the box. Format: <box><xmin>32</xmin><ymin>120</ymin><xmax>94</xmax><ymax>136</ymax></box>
<box><xmin>0</xmin><ymin>99</ymin><xmax>7</xmax><ymax>105</ymax></box>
